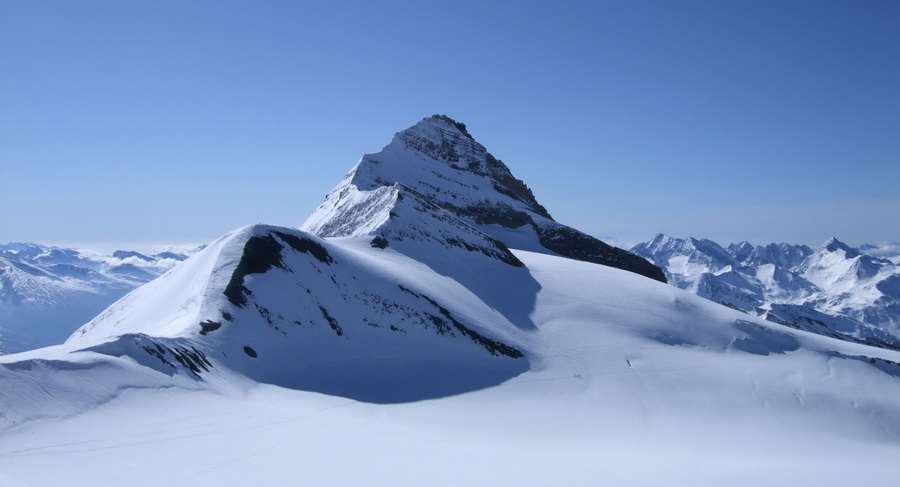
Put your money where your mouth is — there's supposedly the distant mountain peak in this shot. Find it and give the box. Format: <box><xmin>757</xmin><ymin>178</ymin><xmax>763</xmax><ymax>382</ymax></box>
<box><xmin>0</xmin><ymin>242</ymin><xmax>201</xmax><ymax>353</ymax></box>
<box><xmin>822</xmin><ymin>237</ymin><xmax>860</xmax><ymax>257</ymax></box>
<box><xmin>112</xmin><ymin>250</ymin><xmax>154</xmax><ymax>262</ymax></box>
<box><xmin>632</xmin><ymin>233</ymin><xmax>900</xmax><ymax>350</ymax></box>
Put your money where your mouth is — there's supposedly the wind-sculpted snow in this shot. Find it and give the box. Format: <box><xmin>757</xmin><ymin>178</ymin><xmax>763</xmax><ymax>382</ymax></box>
<box><xmin>633</xmin><ymin>234</ymin><xmax>900</xmax><ymax>349</ymax></box>
<box><xmin>0</xmin><ymin>336</ymin><xmax>219</xmax><ymax>427</ymax></box>
<box><xmin>303</xmin><ymin>115</ymin><xmax>666</xmax><ymax>282</ymax></box>
<box><xmin>730</xmin><ymin>319</ymin><xmax>800</xmax><ymax>355</ymax></box>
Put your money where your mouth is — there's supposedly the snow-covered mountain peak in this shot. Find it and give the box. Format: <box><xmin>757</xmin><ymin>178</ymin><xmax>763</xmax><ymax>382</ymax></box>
<box><xmin>61</xmin><ymin>221</ymin><xmax>530</xmax><ymax>402</ymax></box>
<box><xmin>799</xmin><ymin>237</ymin><xmax>892</xmax><ymax>294</ymax></box>
<box><xmin>631</xmin><ymin>233</ymin><xmax>738</xmax><ymax>279</ymax></box>
<box><xmin>737</xmin><ymin>242</ymin><xmax>813</xmax><ymax>269</ymax></box>
<box><xmin>823</xmin><ymin>237</ymin><xmax>861</xmax><ymax>258</ymax></box>
<box><xmin>344</xmin><ymin>114</ymin><xmax>551</xmax><ymax>220</ymax></box>
<box><xmin>4</xmin><ymin>117</ymin><xmax>900</xmax><ymax>483</ymax></box>
<box><xmin>304</xmin><ymin>116</ymin><xmax>666</xmax><ymax>282</ymax></box>
<box><xmin>642</xmin><ymin>233</ymin><xmax>679</xmax><ymax>250</ymax></box>
<box><xmin>727</xmin><ymin>241</ymin><xmax>756</xmax><ymax>263</ymax></box>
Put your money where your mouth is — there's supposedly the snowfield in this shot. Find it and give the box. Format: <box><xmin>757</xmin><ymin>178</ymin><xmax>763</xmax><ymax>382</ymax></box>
<box><xmin>2</xmin><ymin>243</ymin><xmax>900</xmax><ymax>486</ymax></box>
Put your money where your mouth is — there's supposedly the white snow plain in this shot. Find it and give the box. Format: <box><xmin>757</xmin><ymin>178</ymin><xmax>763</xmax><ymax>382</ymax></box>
<box><xmin>2</xmin><ymin>239</ymin><xmax>900</xmax><ymax>486</ymax></box>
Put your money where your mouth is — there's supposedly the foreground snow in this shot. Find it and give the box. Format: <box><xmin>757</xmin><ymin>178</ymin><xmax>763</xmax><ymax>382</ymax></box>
<box><xmin>2</xmin><ymin>245</ymin><xmax>900</xmax><ymax>486</ymax></box>
<box><xmin>3</xmin><ymin>380</ymin><xmax>897</xmax><ymax>487</ymax></box>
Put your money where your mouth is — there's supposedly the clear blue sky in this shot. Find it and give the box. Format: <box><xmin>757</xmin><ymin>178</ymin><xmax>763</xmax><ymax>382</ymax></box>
<box><xmin>2</xmin><ymin>0</ymin><xmax>898</xmax><ymax>251</ymax></box>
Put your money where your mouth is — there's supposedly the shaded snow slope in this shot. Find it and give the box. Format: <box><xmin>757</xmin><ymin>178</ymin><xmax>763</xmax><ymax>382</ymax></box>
<box><xmin>303</xmin><ymin>115</ymin><xmax>665</xmax><ymax>282</ymax></box>
<box><xmin>632</xmin><ymin>234</ymin><xmax>900</xmax><ymax>348</ymax></box>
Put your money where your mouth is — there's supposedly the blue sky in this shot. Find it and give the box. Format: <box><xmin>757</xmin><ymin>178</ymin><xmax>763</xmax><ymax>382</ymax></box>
<box><xmin>2</xmin><ymin>0</ymin><xmax>898</xmax><ymax>251</ymax></box>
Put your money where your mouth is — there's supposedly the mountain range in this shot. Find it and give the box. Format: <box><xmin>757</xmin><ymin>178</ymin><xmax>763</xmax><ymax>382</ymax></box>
<box><xmin>631</xmin><ymin>234</ymin><xmax>900</xmax><ymax>349</ymax></box>
<box><xmin>0</xmin><ymin>243</ymin><xmax>200</xmax><ymax>354</ymax></box>
<box><xmin>2</xmin><ymin>115</ymin><xmax>899</xmax><ymax>485</ymax></box>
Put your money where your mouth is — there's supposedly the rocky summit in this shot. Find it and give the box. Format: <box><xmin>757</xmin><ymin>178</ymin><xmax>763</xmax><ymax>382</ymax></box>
<box><xmin>302</xmin><ymin>114</ymin><xmax>666</xmax><ymax>283</ymax></box>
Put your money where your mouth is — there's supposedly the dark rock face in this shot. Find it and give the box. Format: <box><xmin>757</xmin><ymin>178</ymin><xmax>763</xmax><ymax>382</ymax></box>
<box><xmin>536</xmin><ymin>224</ymin><xmax>668</xmax><ymax>283</ymax></box>
<box><xmin>455</xmin><ymin>201</ymin><xmax>534</xmax><ymax>230</ymax></box>
<box><xmin>224</xmin><ymin>229</ymin><xmax>334</xmax><ymax>307</ymax></box>
<box><xmin>224</xmin><ymin>234</ymin><xmax>286</xmax><ymax>308</ymax></box>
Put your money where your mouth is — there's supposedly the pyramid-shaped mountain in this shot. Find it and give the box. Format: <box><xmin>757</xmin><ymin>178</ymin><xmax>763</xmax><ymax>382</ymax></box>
<box><xmin>302</xmin><ymin>115</ymin><xmax>666</xmax><ymax>283</ymax></box>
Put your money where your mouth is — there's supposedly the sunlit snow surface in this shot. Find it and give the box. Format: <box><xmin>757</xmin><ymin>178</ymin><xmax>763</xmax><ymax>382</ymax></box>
<box><xmin>2</xmin><ymin>238</ymin><xmax>900</xmax><ymax>486</ymax></box>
